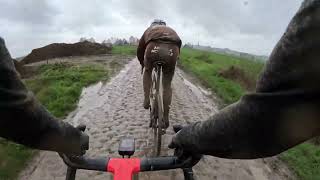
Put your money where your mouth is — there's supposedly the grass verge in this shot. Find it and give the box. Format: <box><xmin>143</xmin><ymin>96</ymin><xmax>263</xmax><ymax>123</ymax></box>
<box><xmin>0</xmin><ymin>63</ymin><xmax>108</xmax><ymax>180</ymax></box>
<box><xmin>281</xmin><ymin>143</ymin><xmax>320</xmax><ymax>180</ymax></box>
<box><xmin>25</xmin><ymin>63</ymin><xmax>108</xmax><ymax>117</ymax></box>
<box><xmin>179</xmin><ymin>48</ymin><xmax>264</xmax><ymax>104</ymax></box>
<box><xmin>0</xmin><ymin>141</ymin><xmax>34</xmax><ymax>180</ymax></box>
<box><xmin>111</xmin><ymin>45</ymin><xmax>136</xmax><ymax>56</ymax></box>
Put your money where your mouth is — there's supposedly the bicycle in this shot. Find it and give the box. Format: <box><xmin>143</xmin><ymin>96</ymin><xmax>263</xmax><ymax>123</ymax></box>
<box><xmin>60</xmin><ymin>137</ymin><xmax>195</xmax><ymax>180</ymax></box>
<box><xmin>149</xmin><ymin>61</ymin><xmax>165</xmax><ymax>156</ymax></box>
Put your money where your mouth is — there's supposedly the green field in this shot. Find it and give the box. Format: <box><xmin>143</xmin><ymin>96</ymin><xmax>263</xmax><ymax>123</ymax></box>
<box><xmin>281</xmin><ymin>143</ymin><xmax>320</xmax><ymax>179</ymax></box>
<box><xmin>0</xmin><ymin>141</ymin><xmax>34</xmax><ymax>180</ymax></box>
<box><xmin>111</xmin><ymin>45</ymin><xmax>136</xmax><ymax>56</ymax></box>
<box><xmin>0</xmin><ymin>63</ymin><xmax>108</xmax><ymax>180</ymax></box>
<box><xmin>25</xmin><ymin>63</ymin><xmax>108</xmax><ymax>117</ymax></box>
<box><xmin>179</xmin><ymin>48</ymin><xmax>264</xmax><ymax>104</ymax></box>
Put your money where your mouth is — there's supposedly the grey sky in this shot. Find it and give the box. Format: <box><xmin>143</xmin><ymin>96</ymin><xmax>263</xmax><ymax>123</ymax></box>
<box><xmin>0</xmin><ymin>0</ymin><xmax>303</xmax><ymax>57</ymax></box>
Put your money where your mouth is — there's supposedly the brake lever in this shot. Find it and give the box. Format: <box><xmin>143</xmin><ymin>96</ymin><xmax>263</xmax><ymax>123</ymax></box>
<box><xmin>183</xmin><ymin>168</ymin><xmax>195</xmax><ymax>180</ymax></box>
<box><xmin>59</xmin><ymin>153</ymin><xmax>87</xmax><ymax>168</ymax></box>
<box><xmin>59</xmin><ymin>154</ymin><xmax>79</xmax><ymax>180</ymax></box>
<box><xmin>66</xmin><ymin>166</ymin><xmax>77</xmax><ymax>180</ymax></box>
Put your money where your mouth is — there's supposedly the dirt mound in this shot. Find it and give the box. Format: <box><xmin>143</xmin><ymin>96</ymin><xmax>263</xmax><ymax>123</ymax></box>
<box><xmin>21</xmin><ymin>41</ymin><xmax>111</xmax><ymax>65</ymax></box>
<box><xmin>12</xmin><ymin>59</ymin><xmax>24</xmax><ymax>75</ymax></box>
<box><xmin>218</xmin><ymin>66</ymin><xmax>255</xmax><ymax>90</ymax></box>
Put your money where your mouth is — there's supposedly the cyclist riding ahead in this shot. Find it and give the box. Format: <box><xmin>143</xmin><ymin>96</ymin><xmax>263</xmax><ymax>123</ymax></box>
<box><xmin>137</xmin><ymin>19</ymin><xmax>182</xmax><ymax>129</ymax></box>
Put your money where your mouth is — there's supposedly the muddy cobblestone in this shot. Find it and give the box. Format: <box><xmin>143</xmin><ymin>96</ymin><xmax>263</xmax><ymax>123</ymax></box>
<box><xmin>19</xmin><ymin>59</ymin><xmax>294</xmax><ymax>180</ymax></box>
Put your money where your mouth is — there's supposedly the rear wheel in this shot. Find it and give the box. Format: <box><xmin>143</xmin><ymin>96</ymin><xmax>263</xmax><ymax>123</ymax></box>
<box><xmin>156</xmin><ymin>66</ymin><xmax>164</xmax><ymax>156</ymax></box>
<box><xmin>149</xmin><ymin>71</ymin><xmax>157</xmax><ymax>128</ymax></box>
<box><xmin>150</xmin><ymin>65</ymin><xmax>164</xmax><ymax>156</ymax></box>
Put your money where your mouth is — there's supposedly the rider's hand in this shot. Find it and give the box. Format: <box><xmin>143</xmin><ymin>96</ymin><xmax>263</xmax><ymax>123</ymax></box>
<box><xmin>75</xmin><ymin>124</ymin><xmax>89</xmax><ymax>155</ymax></box>
<box><xmin>67</xmin><ymin>124</ymin><xmax>89</xmax><ymax>155</ymax></box>
<box><xmin>59</xmin><ymin>123</ymin><xmax>89</xmax><ymax>156</ymax></box>
<box><xmin>169</xmin><ymin>125</ymin><xmax>202</xmax><ymax>168</ymax></box>
<box><xmin>40</xmin><ymin>123</ymin><xmax>89</xmax><ymax>156</ymax></box>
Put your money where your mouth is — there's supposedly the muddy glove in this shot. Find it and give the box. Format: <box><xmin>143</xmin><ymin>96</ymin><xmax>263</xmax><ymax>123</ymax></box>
<box><xmin>169</xmin><ymin>125</ymin><xmax>202</xmax><ymax>168</ymax></box>
<box><xmin>38</xmin><ymin>123</ymin><xmax>89</xmax><ymax>156</ymax></box>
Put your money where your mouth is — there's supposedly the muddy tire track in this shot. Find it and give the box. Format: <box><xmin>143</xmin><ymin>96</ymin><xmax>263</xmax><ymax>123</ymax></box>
<box><xmin>20</xmin><ymin>59</ymin><xmax>294</xmax><ymax>180</ymax></box>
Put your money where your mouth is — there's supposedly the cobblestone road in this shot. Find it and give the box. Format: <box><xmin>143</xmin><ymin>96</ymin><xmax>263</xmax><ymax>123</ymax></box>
<box><xmin>20</xmin><ymin>59</ymin><xmax>294</xmax><ymax>180</ymax></box>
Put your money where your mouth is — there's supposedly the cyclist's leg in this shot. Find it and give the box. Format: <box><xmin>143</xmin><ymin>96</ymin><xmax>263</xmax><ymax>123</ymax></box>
<box><xmin>143</xmin><ymin>58</ymin><xmax>152</xmax><ymax>109</ymax></box>
<box><xmin>143</xmin><ymin>42</ymin><xmax>158</xmax><ymax>109</ymax></box>
<box><xmin>162</xmin><ymin>71</ymin><xmax>173</xmax><ymax>129</ymax></box>
<box><xmin>161</xmin><ymin>44</ymin><xmax>179</xmax><ymax>129</ymax></box>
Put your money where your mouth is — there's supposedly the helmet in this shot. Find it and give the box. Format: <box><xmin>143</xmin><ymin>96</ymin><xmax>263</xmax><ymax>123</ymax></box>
<box><xmin>150</xmin><ymin>19</ymin><xmax>166</xmax><ymax>27</ymax></box>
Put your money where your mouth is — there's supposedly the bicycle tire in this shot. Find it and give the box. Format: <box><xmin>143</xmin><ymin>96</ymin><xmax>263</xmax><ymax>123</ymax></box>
<box><xmin>149</xmin><ymin>70</ymin><xmax>157</xmax><ymax>128</ymax></box>
<box><xmin>149</xmin><ymin>65</ymin><xmax>164</xmax><ymax>157</ymax></box>
<box><xmin>150</xmin><ymin>67</ymin><xmax>159</xmax><ymax>156</ymax></box>
<box><xmin>156</xmin><ymin>66</ymin><xmax>164</xmax><ymax>156</ymax></box>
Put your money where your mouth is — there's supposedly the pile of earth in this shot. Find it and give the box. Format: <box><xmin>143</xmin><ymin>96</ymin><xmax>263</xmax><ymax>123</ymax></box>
<box><xmin>20</xmin><ymin>41</ymin><xmax>112</xmax><ymax>65</ymax></box>
<box><xmin>13</xmin><ymin>59</ymin><xmax>26</xmax><ymax>76</ymax></box>
<box><xmin>218</xmin><ymin>65</ymin><xmax>256</xmax><ymax>90</ymax></box>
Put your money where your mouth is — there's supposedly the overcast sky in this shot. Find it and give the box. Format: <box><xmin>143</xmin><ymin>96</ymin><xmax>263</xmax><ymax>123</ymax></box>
<box><xmin>0</xmin><ymin>0</ymin><xmax>303</xmax><ymax>57</ymax></box>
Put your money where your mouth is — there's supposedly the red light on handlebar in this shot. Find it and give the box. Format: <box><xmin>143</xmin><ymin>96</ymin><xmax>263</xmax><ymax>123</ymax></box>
<box><xmin>107</xmin><ymin>158</ymin><xmax>141</xmax><ymax>180</ymax></box>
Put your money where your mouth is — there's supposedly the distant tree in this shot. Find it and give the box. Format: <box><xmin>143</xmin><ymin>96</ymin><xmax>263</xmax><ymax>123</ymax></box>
<box><xmin>129</xmin><ymin>36</ymin><xmax>135</xmax><ymax>45</ymax></box>
<box><xmin>114</xmin><ymin>39</ymin><xmax>123</xmax><ymax>45</ymax></box>
<box><xmin>79</xmin><ymin>37</ymin><xmax>96</xmax><ymax>43</ymax></box>
<box><xmin>184</xmin><ymin>43</ymin><xmax>193</xmax><ymax>48</ymax></box>
<box><xmin>122</xmin><ymin>38</ymin><xmax>128</xmax><ymax>45</ymax></box>
<box><xmin>129</xmin><ymin>36</ymin><xmax>139</xmax><ymax>45</ymax></box>
<box><xmin>79</xmin><ymin>37</ymin><xmax>87</xmax><ymax>42</ymax></box>
<box><xmin>88</xmin><ymin>37</ymin><xmax>96</xmax><ymax>43</ymax></box>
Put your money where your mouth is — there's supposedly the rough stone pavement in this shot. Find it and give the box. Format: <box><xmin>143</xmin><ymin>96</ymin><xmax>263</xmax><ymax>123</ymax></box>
<box><xmin>19</xmin><ymin>59</ymin><xmax>294</xmax><ymax>180</ymax></box>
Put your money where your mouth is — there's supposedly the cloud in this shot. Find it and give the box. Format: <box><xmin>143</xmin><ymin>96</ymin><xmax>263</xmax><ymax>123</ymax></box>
<box><xmin>0</xmin><ymin>0</ymin><xmax>57</xmax><ymax>25</ymax></box>
<box><xmin>0</xmin><ymin>0</ymin><xmax>303</xmax><ymax>57</ymax></box>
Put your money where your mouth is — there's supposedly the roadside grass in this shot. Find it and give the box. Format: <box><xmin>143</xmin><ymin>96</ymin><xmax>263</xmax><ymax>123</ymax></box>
<box><xmin>25</xmin><ymin>63</ymin><xmax>108</xmax><ymax>117</ymax></box>
<box><xmin>281</xmin><ymin>143</ymin><xmax>320</xmax><ymax>180</ymax></box>
<box><xmin>0</xmin><ymin>141</ymin><xmax>34</xmax><ymax>180</ymax></box>
<box><xmin>0</xmin><ymin>63</ymin><xmax>108</xmax><ymax>180</ymax></box>
<box><xmin>179</xmin><ymin>48</ymin><xmax>264</xmax><ymax>104</ymax></box>
<box><xmin>111</xmin><ymin>45</ymin><xmax>136</xmax><ymax>56</ymax></box>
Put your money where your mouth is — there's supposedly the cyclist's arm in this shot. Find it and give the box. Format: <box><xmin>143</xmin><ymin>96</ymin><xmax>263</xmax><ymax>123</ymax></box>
<box><xmin>137</xmin><ymin>31</ymin><xmax>147</xmax><ymax>66</ymax></box>
<box><xmin>173</xmin><ymin>92</ymin><xmax>320</xmax><ymax>159</ymax></box>
<box><xmin>170</xmin><ymin>0</ymin><xmax>320</xmax><ymax>159</ymax></box>
<box><xmin>0</xmin><ymin>37</ymin><xmax>87</xmax><ymax>155</ymax></box>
